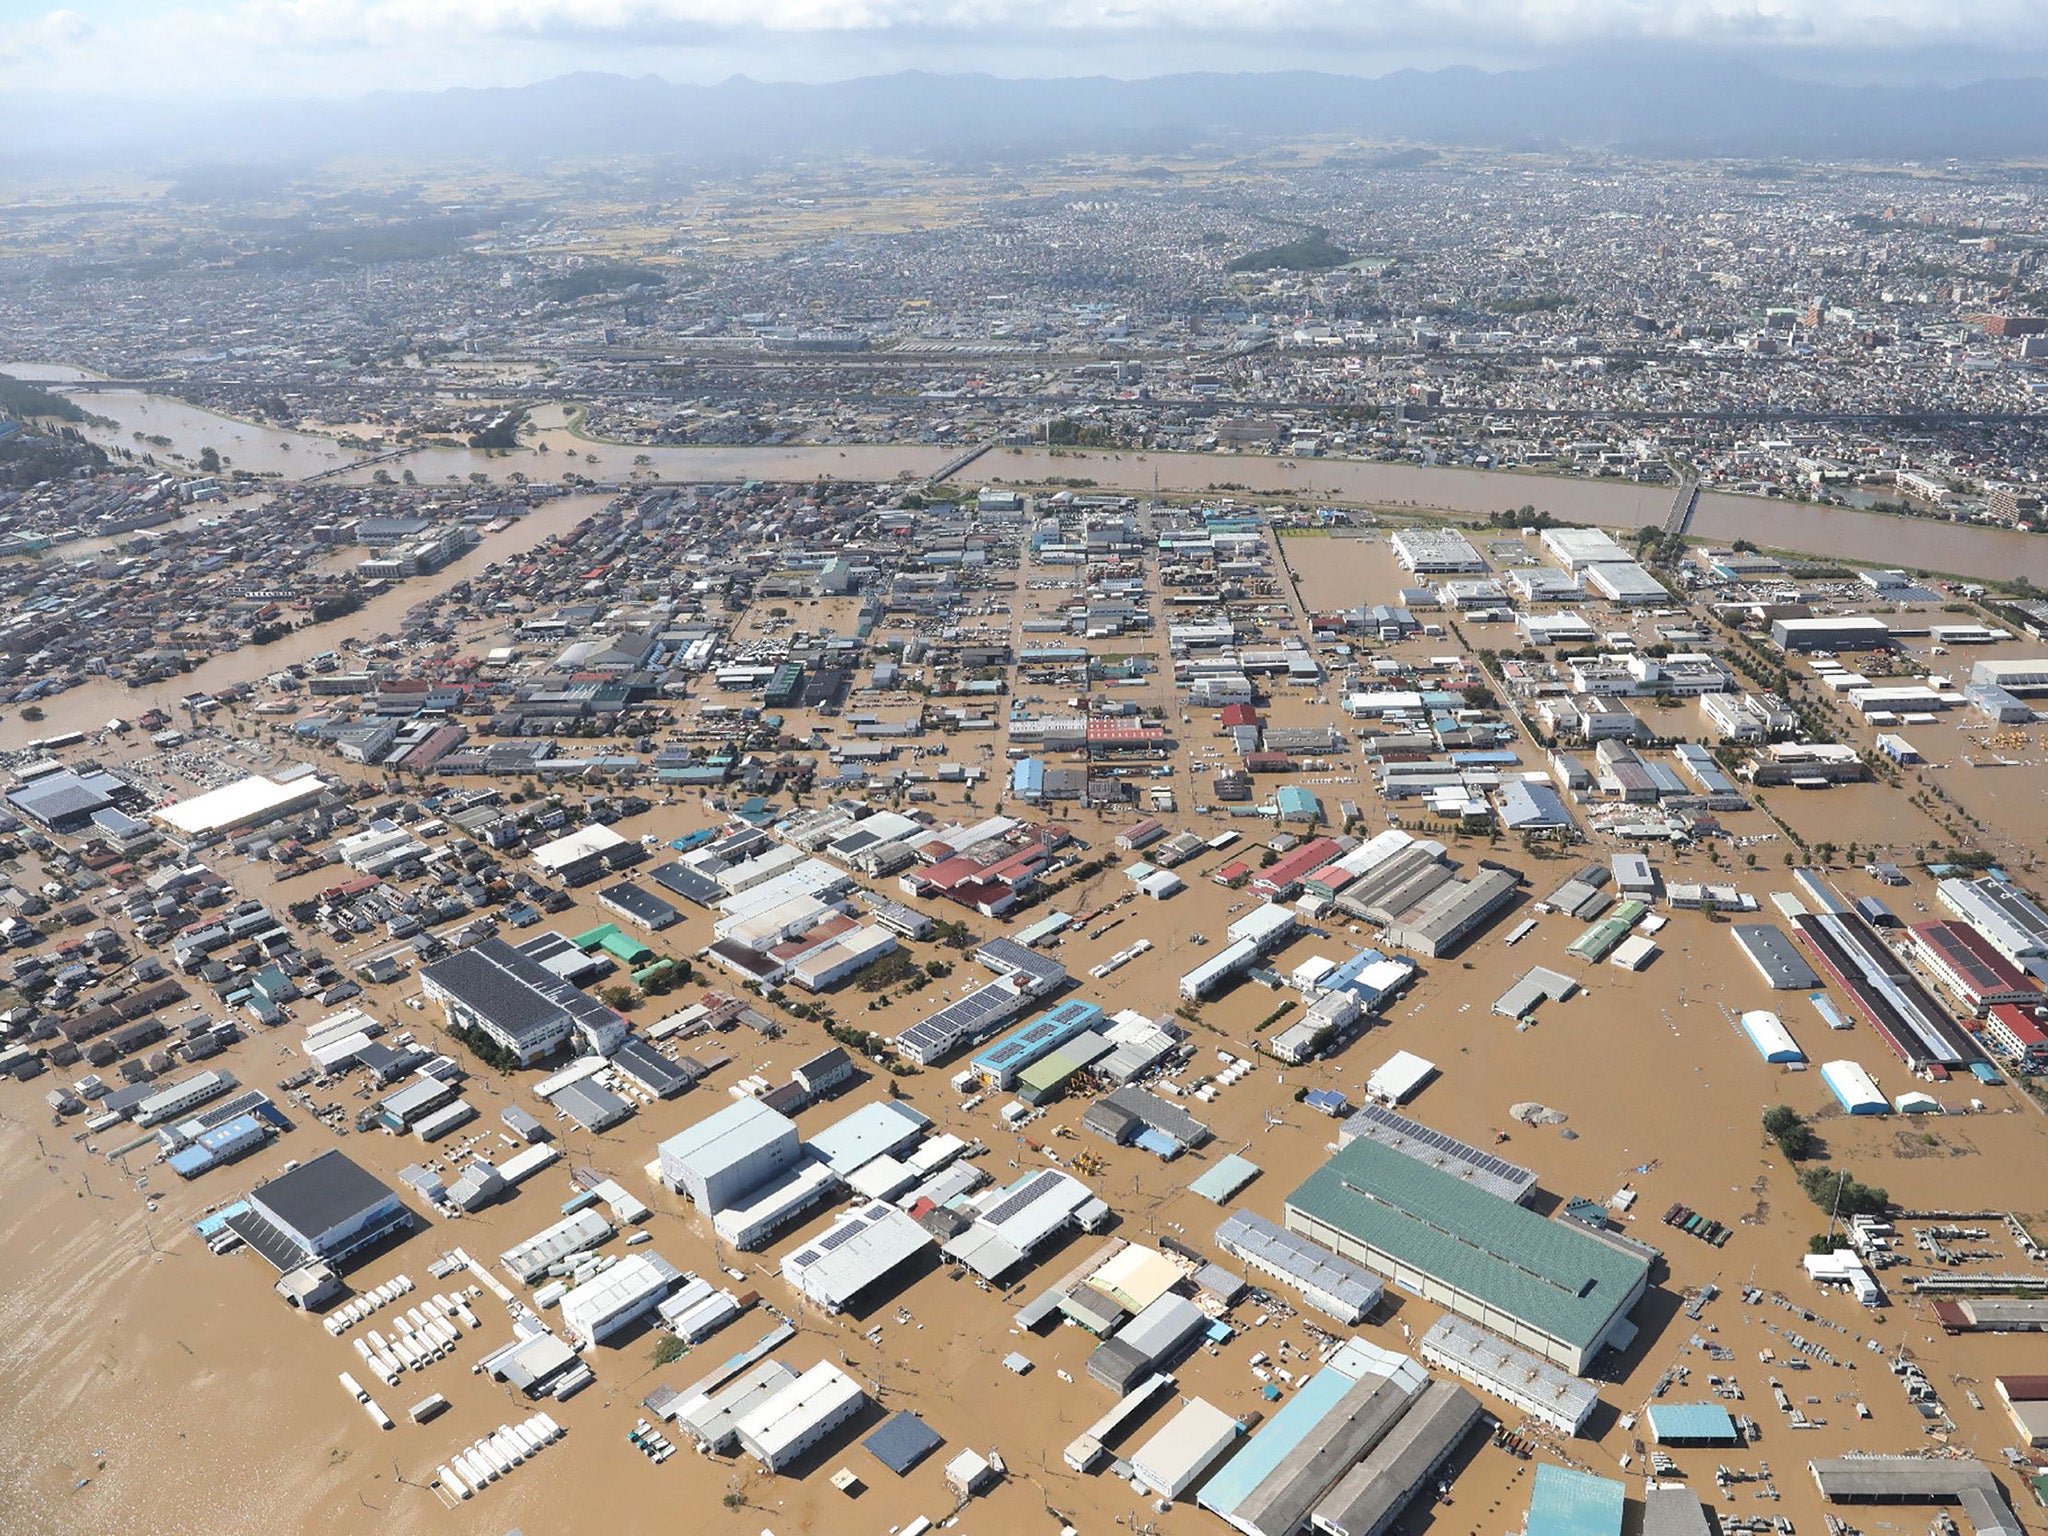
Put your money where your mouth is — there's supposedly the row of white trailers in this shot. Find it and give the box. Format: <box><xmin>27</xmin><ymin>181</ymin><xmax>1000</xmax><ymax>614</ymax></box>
<box><xmin>434</xmin><ymin>1413</ymin><xmax>565</xmax><ymax>1502</ymax></box>
<box><xmin>345</xmin><ymin>1292</ymin><xmax>478</xmax><ymax>1387</ymax></box>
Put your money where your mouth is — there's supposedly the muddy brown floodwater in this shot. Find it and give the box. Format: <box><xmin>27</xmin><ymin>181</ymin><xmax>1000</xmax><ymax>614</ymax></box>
<box><xmin>12</xmin><ymin>364</ymin><xmax>2048</xmax><ymax>583</ymax></box>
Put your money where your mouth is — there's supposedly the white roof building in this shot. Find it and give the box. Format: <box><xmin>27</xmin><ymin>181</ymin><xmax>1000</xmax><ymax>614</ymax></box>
<box><xmin>735</xmin><ymin>1361</ymin><xmax>866</xmax><ymax>1472</ymax></box>
<box><xmin>560</xmin><ymin>1253</ymin><xmax>673</xmax><ymax>1348</ymax></box>
<box><xmin>780</xmin><ymin>1201</ymin><xmax>934</xmax><ymax>1314</ymax></box>
<box><xmin>155</xmin><ymin>773</ymin><xmax>331</xmax><ymax>837</ymax></box>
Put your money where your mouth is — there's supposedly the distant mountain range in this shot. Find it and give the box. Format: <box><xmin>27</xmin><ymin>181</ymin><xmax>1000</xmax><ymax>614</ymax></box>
<box><xmin>19</xmin><ymin>61</ymin><xmax>2048</xmax><ymax>165</ymax></box>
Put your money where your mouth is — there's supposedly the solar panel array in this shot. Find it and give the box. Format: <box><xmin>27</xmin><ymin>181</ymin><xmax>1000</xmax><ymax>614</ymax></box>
<box><xmin>1343</xmin><ymin>1103</ymin><xmax>1535</xmax><ymax>1192</ymax></box>
<box><xmin>980</xmin><ymin>1169</ymin><xmax>1064</xmax><ymax>1227</ymax></box>
<box><xmin>897</xmin><ymin>981</ymin><xmax>1019</xmax><ymax>1058</ymax></box>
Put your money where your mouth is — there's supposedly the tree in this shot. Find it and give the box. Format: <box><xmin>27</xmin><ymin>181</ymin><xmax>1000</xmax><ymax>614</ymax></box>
<box><xmin>197</xmin><ymin>446</ymin><xmax>221</xmax><ymax>474</ymax></box>
<box><xmin>1762</xmin><ymin>1104</ymin><xmax>1816</xmax><ymax>1161</ymax></box>
<box><xmin>1798</xmin><ymin>1165</ymin><xmax>1888</xmax><ymax>1219</ymax></box>
<box><xmin>599</xmin><ymin>984</ymin><xmax>636</xmax><ymax>1011</ymax></box>
<box><xmin>19</xmin><ymin>704</ymin><xmax>43</xmax><ymax>722</ymax></box>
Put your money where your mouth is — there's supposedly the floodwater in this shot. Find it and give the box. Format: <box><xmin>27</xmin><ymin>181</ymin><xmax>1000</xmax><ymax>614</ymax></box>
<box><xmin>13</xmin><ymin>365</ymin><xmax>2046</xmax><ymax>580</ymax></box>
<box><xmin>3</xmin><ymin>365</ymin><xmax>948</xmax><ymax>490</ymax></box>
<box><xmin>4</xmin><ymin>527</ymin><xmax>2045</xmax><ymax>1535</ymax></box>
<box><xmin>5</xmin><ymin>492</ymin><xmax>612</xmax><ymax>747</ymax></box>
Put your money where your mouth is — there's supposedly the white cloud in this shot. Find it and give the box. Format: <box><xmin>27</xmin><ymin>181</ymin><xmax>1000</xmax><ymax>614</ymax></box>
<box><xmin>10</xmin><ymin>0</ymin><xmax>2048</xmax><ymax>96</ymax></box>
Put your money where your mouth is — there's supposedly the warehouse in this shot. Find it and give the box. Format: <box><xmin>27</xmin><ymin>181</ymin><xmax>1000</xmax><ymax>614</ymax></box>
<box><xmin>1311</xmin><ymin>1379</ymin><xmax>1484</xmax><ymax>1536</ymax></box>
<box><xmin>1284</xmin><ymin>1138</ymin><xmax>1650</xmax><ymax>1372</ymax></box>
<box><xmin>658</xmin><ymin>1098</ymin><xmax>803</xmax><ymax>1212</ymax></box>
<box><xmin>1224</xmin><ymin>1369</ymin><xmax>1419</xmax><ymax>1536</ymax></box>
<box><xmin>781</xmin><ymin>1201</ymin><xmax>934</xmax><ymax>1314</ymax></box>
<box><xmin>1380</xmin><ymin>868</ymin><xmax>1521</xmax><ymax>959</ymax></box>
<box><xmin>1732</xmin><ymin>923</ymin><xmax>1823</xmax><ymax>991</ymax></box>
<box><xmin>1083</xmin><ymin>1084</ymin><xmax>1213</xmax><ymax>1156</ymax></box>
<box><xmin>155</xmin><ymin>773</ymin><xmax>332</xmax><ymax>839</ymax></box>
<box><xmin>1520</xmin><ymin>1465</ymin><xmax>1626</xmax><ymax>1536</ymax></box>
<box><xmin>806</xmin><ymin>1099</ymin><xmax>931</xmax><ymax>1175</ymax></box>
<box><xmin>597</xmin><ymin>882</ymin><xmax>682</xmax><ymax>931</ymax></box>
<box><xmin>610</xmin><ymin>1037</ymin><xmax>696</xmax><ymax>1099</ymax></box>
<box><xmin>1130</xmin><ymin>1397</ymin><xmax>1242</xmax><ymax>1499</ymax></box>
<box><xmin>227</xmin><ymin>1150</ymin><xmax>409</xmax><ymax>1274</ymax></box>
<box><xmin>1820</xmin><ymin>1059</ymin><xmax>1889</xmax><ymax>1115</ymax></box>
<box><xmin>1366</xmin><ymin>1050</ymin><xmax>1436</xmax><ymax>1106</ymax></box>
<box><xmin>1337</xmin><ymin>1104</ymin><xmax>1538</xmax><ymax>1206</ymax></box>
<box><xmin>675</xmin><ymin>1361</ymin><xmax>799</xmax><ymax>1453</ymax></box>
<box><xmin>1418</xmin><ymin>1314</ymin><xmax>1597</xmax><ymax>1435</ymax></box>
<box><xmin>560</xmin><ymin>1253</ymin><xmax>676</xmax><ymax>1347</ymax></box>
<box><xmin>943</xmin><ymin>1167</ymin><xmax>1107</xmax><ymax>1280</ymax></box>
<box><xmin>1215</xmin><ymin>1210</ymin><xmax>1384</xmax><ymax>1325</ymax></box>
<box><xmin>421</xmin><ymin>937</ymin><xmax>628</xmax><ymax>1066</ymax></box>
<box><xmin>552</xmin><ymin>1079</ymin><xmax>633</xmax><ymax>1133</ymax></box>
<box><xmin>735</xmin><ymin>1361</ymin><xmax>866</xmax><ymax>1473</ymax></box>
<box><xmin>1087</xmin><ymin>1294</ymin><xmax>1210</xmax><ymax>1393</ymax></box>
<box><xmin>712</xmin><ymin>1160</ymin><xmax>842</xmax><ymax>1251</ymax></box>
<box><xmin>501</xmin><ymin>1208</ymin><xmax>613</xmax><ymax>1284</ymax></box>
<box><xmin>1739</xmin><ymin>1010</ymin><xmax>1805</xmax><ymax>1064</ymax></box>
<box><xmin>1769</xmin><ymin>616</ymin><xmax>1893</xmax><ymax>652</ymax></box>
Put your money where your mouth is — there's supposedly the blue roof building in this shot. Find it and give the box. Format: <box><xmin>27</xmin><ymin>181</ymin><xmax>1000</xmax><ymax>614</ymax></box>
<box><xmin>1526</xmin><ymin>1465</ymin><xmax>1626</xmax><ymax>1536</ymax></box>
<box><xmin>971</xmin><ymin>998</ymin><xmax>1105</xmax><ymax>1090</ymax></box>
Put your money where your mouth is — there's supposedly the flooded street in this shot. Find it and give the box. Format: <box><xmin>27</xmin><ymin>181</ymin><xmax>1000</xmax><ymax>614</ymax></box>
<box><xmin>3</xmin><ymin>492</ymin><xmax>611</xmax><ymax>747</ymax></box>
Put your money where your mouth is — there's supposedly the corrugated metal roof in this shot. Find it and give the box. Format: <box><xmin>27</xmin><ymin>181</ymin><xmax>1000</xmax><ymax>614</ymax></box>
<box><xmin>1284</xmin><ymin>1138</ymin><xmax>1647</xmax><ymax>1353</ymax></box>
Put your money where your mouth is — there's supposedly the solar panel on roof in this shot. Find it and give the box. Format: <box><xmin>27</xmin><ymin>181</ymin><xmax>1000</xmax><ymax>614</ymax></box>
<box><xmin>981</xmin><ymin>1170</ymin><xmax>1061</xmax><ymax>1226</ymax></box>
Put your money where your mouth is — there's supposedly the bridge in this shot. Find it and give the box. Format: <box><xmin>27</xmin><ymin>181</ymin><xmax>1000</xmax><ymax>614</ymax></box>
<box><xmin>1662</xmin><ymin>474</ymin><xmax>1700</xmax><ymax>537</ymax></box>
<box><xmin>926</xmin><ymin>436</ymin><xmax>999</xmax><ymax>487</ymax></box>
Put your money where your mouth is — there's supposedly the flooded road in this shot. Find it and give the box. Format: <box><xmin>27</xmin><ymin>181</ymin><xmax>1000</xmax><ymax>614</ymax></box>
<box><xmin>8</xmin><ymin>492</ymin><xmax>611</xmax><ymax>745</ymax></box>
<box><xmin>12</xmin><ymin>363</ymin><xmax>2047</xmax><ymax>582</ymax></box>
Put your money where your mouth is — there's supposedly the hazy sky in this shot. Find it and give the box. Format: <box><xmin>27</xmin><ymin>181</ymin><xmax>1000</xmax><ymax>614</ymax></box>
<box><xmin>9</xmin><ymin>0</ymin><xmax>2048</xmax><ymax>98</ymax></box>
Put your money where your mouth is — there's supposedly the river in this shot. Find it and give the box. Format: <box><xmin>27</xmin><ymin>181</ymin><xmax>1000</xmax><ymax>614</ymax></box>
<box><xmin>15</xmin><ymin>492</ymin><xmax>612</xmax><ymax>743</ymax></box>
<box><xmin>11</xmin><ymin>363</ymin><xmax>2047</xmax><ymax>584</ymax></box>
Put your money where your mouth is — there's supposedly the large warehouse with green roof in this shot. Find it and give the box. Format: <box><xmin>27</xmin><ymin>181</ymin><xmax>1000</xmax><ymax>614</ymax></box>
<box><xmin>1283</xmin><ymin>1138</ymin><xmax>1651</xmax><ymax>1372</ymax></box>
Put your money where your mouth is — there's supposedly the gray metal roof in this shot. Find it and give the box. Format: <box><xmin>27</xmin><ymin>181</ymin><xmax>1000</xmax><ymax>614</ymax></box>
<box><xmin>1732</xmin><ymin>923</ymin><xmax>1823</xmax><ymax>990</ymax></box>
<box><xmin>251</xmin><ymin>1149</ymin><xmax>398</xmax><ymax>1245</ymax></box>
<box><xmin>1233</xmin><ymin>1371</ymin><xmax>1413</xmax><ymax>1536</ymax></box>
<box><xmin>1312</xmin><ymin>1380</ymin><xmax>1483</xmax><ymax>1536</ymax></box>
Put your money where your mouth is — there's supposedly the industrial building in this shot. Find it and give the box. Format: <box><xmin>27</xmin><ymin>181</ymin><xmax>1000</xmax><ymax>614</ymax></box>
<box><xmin>1908</xmin><ymin>921</ymin><xmax>2042</xmax><ymax>1014</ymax></box>
<box><xmin>1336</xmin><ymin>1104</ymin><xmax>1538</xmax><ymax>1205</ymax></box>
<box><xmin>1936</xmin><ymin>876</ymin><xmax>2048</xmax><ymax>964</ymax></box>
<box><xmin>1214</xmin><ymin>1210</ymin><xmax>1385</xmax><ymax>1325</ymax></box>
<box><xmin>781</xmin><ymin>1201</ymin><xmax>934</xmax><ymax>1314</ymax></box>
<box><xmin>734</xmin><ymin>1361</ymin><xmax>867</xmax><ymax>1473</ymax></box>
<box><xmin>560</xmin><ymin>1253</ymin><xmax>677</xmax><ymax>1347</ymax></box>
<box><xmin>1311</xmin><ymin>1379</ymin><xmax>1484</xmax><ymax>1536</ymax></box>
<box><xmin>658</xmin><ymin>1099</ymin><xmax>803</xmax><ymax>1213</ymax></box>
<box><xmin>1768</xmin><ymin>616</ymin><xmax>1893</xmax><ymax>652</ymax></box>
<box><xmin>420</xmin><ymin>936</ymin><xmax>628</xmax><ymax>1066</ymax></box>
<box><xmin>1808</xmin><ymin>1457</ymin><xmax>2022</xmax><ymax>1536</ymax></box>
<box><xmin>1418</xmin><ymin>1314</ymin><xmax>1597</xmax><ymax>1435</ymax></box>
<box><xmin>226</xmin><ymin>1149</ymin><xmax>410</xmax><ymax>1276</ymax></box>
<box><xmin>1284</xmin><ymin>1138</ymin><xmax>1650</xmax><ymax>1372</ymax></box>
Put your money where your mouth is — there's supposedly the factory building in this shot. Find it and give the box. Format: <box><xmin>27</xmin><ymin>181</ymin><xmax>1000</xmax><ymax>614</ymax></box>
<box><xmin>1284</xmin><ymin>1139</ymin><xmax>1649</xmax><ymax>1372</ymax></box>
<box><xmin>657</xmin><ymin>1099</ymin><xmax>803</xmax><ymax>1213</ymax></box>
<box><xmin>735</xmin><ymin>1362</ymin><xmax>867</xmax><ymax>1473</ymax></box>
<box><xmin>420</xmin><ymin>936</ymin><xmax>628</xmax><ymax>1066</ymax></box>
<box><xmin>227</xmin><ymin>1150</ymin><xmax>411</xmax><ymax>1278</ymax></box>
